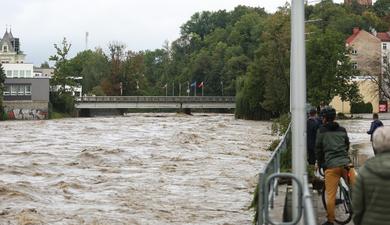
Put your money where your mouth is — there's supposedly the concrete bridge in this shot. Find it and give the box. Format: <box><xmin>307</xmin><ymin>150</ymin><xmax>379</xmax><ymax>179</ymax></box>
<box><xmin>75</xmin><ymin>96</ymin><xmax>236</xmax><ymax>110</ymax></box>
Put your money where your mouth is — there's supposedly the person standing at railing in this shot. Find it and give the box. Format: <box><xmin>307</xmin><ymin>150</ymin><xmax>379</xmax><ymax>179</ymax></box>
<box><xmin>367</xmin><ymin>113</ymin><xmax>383</xmax><ymax>155</ymax></box>
<box><xmin>307</xmin><ymin>108</ymin><xmax>320</xmax><ymax>166</ymax></box>
<box><xmin>352</xmin><ymin>126</ymin><xmax>390</xmax><ymax>225</ymax></box>
<box><xmin>315</xmin><ymin>106</ymin><xmax>356</xmax><ymax>225</ymax></box>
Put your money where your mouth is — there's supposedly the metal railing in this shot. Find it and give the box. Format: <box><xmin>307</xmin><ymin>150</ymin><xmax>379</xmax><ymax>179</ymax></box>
<box><xmin>75</xmin><ymin>96</ymin><xmax>235</xmax><ymax>103</ymax></box>
<box><xmin>257</xmin><ymin>124</ymin><xmax>317</xmax><ymax>225</ymax></box>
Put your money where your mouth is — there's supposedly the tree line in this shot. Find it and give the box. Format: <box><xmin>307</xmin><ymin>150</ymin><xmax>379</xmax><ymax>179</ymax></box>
<box><xmin>50</xmin><ymin>0</ymin><xmax>390</xmax><ymax>120</ymax></box>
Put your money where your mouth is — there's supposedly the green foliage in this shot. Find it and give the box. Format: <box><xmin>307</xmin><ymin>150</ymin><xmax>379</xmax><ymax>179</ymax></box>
<box><xmin>43</xmin><ymin>2</ymin><xmax>386</xmax><ymax>120</ymax></box>
<box><xmin>271</xmin><ymin>113</ymin><xmax>291</xmax><ymax>135</ymax></box>
<box><xmin>50</xmin><ymin>92</ymin><xmax>75</xmax><ymax>115</ymax></box>
<box><xmin>373</xmin><ymin>0</ymin><xmax>390</xmax><ymax>17</ymax></box>
<box><xmin>307</xmin><ymin>28</ymin><xmax>361</xmax><ymax>106</ymax></box>
<box><xmin>350</xmin><ymin>101</ymin><xmax>373</xmax><ymax>114</ymax></box>
<box><xmin>40</xmin><ymin>61</ymin><xmax>50</xmax><ymax>68</ymax></box>
<box><xmin>50</xmin><ymin>38</ymin><xmax>74</xmax><ymax>91</ymax></box>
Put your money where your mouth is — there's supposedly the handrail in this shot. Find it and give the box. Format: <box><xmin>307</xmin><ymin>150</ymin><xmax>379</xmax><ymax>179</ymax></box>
<box><xmin>75</xmin><ymin>96</ymin><xmax>235</xmax><ymax>103</ymax></box>
<box><xmin>264</xmin><ymin>173</ymin><xmax>303</xmax><ymax>225</ymax></box>
<box><xmin>257</xmin><ymin>123</ymin><xmax>317</xmax><ymax>225</ymax></box>
<box><xmin>257</xmin><ymin>124</ymin><xmax>291</xmax><ymax>225</ymax></box>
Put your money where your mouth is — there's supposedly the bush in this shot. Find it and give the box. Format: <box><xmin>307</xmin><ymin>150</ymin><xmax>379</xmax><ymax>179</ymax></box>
<box><xmin>350</xmin><ymin>102</ymin><xmax>373</xmax><ymax>114</ymax></box>
<box><xmin>50</xmin><ymin>92</ymin><xmax>75</xmax><ymax>115</ymax></box>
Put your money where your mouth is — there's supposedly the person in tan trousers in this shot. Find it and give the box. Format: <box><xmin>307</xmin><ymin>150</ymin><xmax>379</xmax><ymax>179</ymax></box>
<box><xmin>315</xmin><ymin>106</ymin><xmax>356</xmax><ymax>225</ymax></box>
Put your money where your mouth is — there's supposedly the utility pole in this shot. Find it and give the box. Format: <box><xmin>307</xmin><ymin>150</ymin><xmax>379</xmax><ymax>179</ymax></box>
<box><xmin>291</xmin><ymin>0</ymin><xmax>307</xmax><ymax>221</ymax></box>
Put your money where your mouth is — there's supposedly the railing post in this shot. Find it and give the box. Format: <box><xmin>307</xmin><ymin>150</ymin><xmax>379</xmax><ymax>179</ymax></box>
<box><xmin>258</xmin><ymin>173</ymin><xmax>264</xmax><ymax>225</ymax></box>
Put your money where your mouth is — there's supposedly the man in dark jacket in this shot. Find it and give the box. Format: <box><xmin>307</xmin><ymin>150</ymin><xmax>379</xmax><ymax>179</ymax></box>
<box><xmin>315</xmin><ymin>106</ymin><xmax>355</xmax><ymax>225</ymax></box>
<box><xmin>353</xmin><ymin>126</ymin><xmax>390</xmax><ymax>225</ymax></box>
<box><xmin>307</xmin><ymin>108</ymin><xmax>320</xmax><ymax>165</ymax></box>
<box><xmin>367</xmin><ymin>113</ymin><xmax>383</xmax><ymax>154</ymax></box>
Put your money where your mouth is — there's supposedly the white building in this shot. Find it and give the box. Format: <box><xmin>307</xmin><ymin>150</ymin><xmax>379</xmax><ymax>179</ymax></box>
<box><xmin>1</xmin><ymin>29</ymin><xmax>50</xmax><ymax>120</ymax></box>
<box><xmin>3</xmin><ymin>63</ymin><xmax>34</xmax><ymax>78</ymax></box>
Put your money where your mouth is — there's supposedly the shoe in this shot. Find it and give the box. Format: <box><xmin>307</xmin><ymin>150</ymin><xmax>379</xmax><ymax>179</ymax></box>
<box><xmin>321</xmin><ymin>221</ymin><xmax>334</xmax><ymax>225</ymax></box>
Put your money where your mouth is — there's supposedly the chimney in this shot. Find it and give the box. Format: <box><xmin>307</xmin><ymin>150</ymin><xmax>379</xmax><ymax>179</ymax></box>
<box><xmin>353</xmin><ymin>27</ymin><xmax>360</xmax><ymax>34</ymax></box>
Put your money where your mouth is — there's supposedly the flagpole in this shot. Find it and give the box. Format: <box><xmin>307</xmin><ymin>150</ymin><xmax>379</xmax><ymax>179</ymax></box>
<box><xmin>179</xmin><ymin>83</ymin><xmax>181</xmax><ymax>96</ymax></box>
<box><xmin>202</xmin><ymin>85</ymin><xmax>204</xmax><ymax>96</ymax></box>
<box><xmin>194</xmin><ymin>82</ymin><xmax>197</xmax><ymax>96</ymax></box>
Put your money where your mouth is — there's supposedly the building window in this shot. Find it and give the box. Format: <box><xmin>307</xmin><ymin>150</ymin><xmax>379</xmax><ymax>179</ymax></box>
<box><xmin>6</xmin><ymin>84</ymin><xmax>32</xmax><ymax>96</ymax></box>
<box><xmin>26</xmin><ymin>70</ymin><xmax>32</xmax><ymax>77</ymax></box>
<box><xmin>10</xmin><ymin>85</ymin><xmax>17</xmax><ymax>95</ymax></box>
<box><xmin>18</xmin><ymin>85</ymin><xmax>24</xmax><ymax>95</ymax></box>
<box><xmin>19</xmin><ymin>70</ymin><xmax>25</xmax><ymax>78</ymax></box>
<box><xmin>3</xmin><ymin>85</ymin><xmax>11</xmax><ymax>96</ymax></box>
<box><xmin>352</xmin><ymin>49</ymin><xmax>357</xmax><ymax>55</ymax></box>
<box><xmin>25</xmin><ymin>85</ymin><xmax>31</xmax><ymax>95</ymax></box>
<box><xmin>383</xmin><ymin>43</ymin><xmax>387</xmax><ymax>50</ymax></box>
<box><xmin>6</xmin><ymin>70</ymin><xmax>12</xmax><ymax>77</ymax></box>
<box><xmin>352</xmin><ymin>62</ymin><xmax>358</xmax><ymax>69</ymax></box>
<box><xmin>13</xmin><ymin>70</ymin><xmax>19</xmax><ymax>77</ymax></box>
<box><xmin>3</xmin><ymin>45</ymin><xmax>8</xmax><ymax>52</ymax></box>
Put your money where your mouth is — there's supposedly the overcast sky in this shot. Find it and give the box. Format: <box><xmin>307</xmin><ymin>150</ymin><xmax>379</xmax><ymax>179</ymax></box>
<box><xmin>1</xmin><ymin>0</ymin><xmax>346</xmax><ymax>65</ymax></box>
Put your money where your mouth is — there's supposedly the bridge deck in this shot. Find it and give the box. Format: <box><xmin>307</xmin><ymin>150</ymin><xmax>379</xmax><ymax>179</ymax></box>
<box><xmin>75</xmin><ymin>96</ymin><xmax>236</xmax><ymax>109</ymax></box>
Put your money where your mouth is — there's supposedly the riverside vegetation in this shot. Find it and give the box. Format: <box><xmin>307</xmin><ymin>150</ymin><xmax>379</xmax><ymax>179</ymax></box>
<box><xmin>47</xmin><ymin>1</ymin><xmax>390</xmax><ymax>120</ymax></box>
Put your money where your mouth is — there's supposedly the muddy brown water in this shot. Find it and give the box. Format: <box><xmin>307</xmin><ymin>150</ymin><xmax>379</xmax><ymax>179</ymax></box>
<box><xmin>0</xmin><ymin>114</ymin><xmax>276</xmax><ymax>225</ymax></box>
<box><xmin>339</xmin><ymin>119</ymin><xmax>390</xmax><ymax>166</ymax></box>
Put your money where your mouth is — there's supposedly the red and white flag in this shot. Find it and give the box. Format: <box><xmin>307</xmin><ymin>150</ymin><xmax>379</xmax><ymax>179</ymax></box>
<box><xmin>198</xmin><ymin>82</ymin><xmax>204</xmax><ymax>88</ymax></box>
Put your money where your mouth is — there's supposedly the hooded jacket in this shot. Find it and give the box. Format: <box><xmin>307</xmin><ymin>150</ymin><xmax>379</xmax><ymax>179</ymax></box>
<box><xmin>352</xmin><ymin>152</ymin><xmax>390</xmax><ymax>225</ymax></box>
<box><xmin>315</xmin><ymin>122</ymin><xmax>350</xmax><ymax>168</ymax></box>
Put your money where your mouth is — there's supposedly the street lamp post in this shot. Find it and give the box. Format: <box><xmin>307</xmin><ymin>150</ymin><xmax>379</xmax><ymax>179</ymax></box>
<box><xmin>187</xmin><ymin>81</ymin><xmax>190</xmax><ymax>96</ymax></box>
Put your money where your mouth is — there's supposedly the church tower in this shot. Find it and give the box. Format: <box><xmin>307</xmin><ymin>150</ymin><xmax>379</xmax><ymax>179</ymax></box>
<box><xmin>0</xmin><ymin>28</ymin><xmax>26</xmax><ymax>64</ymax></box>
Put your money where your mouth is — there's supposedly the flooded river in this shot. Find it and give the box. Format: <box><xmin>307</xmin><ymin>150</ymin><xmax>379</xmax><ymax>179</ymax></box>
<box><xmin>0</xmin><ymin>114</ymin><xmax>275</xmax><ymax>225</ymax></box>
<box><xmin>340</xmin><ymin>119</ymin><xmax>390</xmax><ymax>166</ymax></box>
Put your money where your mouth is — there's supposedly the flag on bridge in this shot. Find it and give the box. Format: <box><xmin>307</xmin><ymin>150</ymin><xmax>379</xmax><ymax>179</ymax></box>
<box><xmin>198</xmin><ymin>82</ymin><xmax>204</xmax><ymax>88</ymax></box>
<box><xmin>190</xmin><ymin>81</ymin><xmax>196</xmax><ymax>87</ymax></box>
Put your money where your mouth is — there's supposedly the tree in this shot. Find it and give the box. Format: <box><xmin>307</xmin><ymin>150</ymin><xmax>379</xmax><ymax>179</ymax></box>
<box><xmin>67</xmin><ymin>50</ymin><xmax>110</xmax><ymax>94</ymax></box>
<box><xmin>49</xmin><ymin>38</ymin><xmax>73</xmax><ymax>92</ymax></box>
<box><xmin>369</xmin><ymin>61</ymin><xmax>390</xmax><ymax>100</ymax></box>
<box><xmin>373</xmin><ymin>0</ymin><xmax>390</xmax><ymax>17</ymax></box>
<box><xmin>40</xmin><ymin>61</ymin><xmax>50</xmax><ymax>68</ymax></box>
<box><xmin>306</xmin><ymin>28</ymin><xmax>361</xmax><ymax>106</ymax></box>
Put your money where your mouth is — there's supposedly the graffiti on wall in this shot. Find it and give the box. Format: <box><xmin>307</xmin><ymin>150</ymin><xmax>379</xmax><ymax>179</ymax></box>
<box><xmin>6</xmin><ymin>109</ymin><xmax>48</xmax><ymax>120</ymax></box>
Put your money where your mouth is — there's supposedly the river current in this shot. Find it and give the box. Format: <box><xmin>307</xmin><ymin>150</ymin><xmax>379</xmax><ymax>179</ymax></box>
<box><xmin>0</xmin><ymin>114</ymin><xmax>275</xmax><ymax>225</ymax></box>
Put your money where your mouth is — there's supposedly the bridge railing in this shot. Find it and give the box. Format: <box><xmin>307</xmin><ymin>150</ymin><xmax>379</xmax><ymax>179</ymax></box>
<box><xmin>75</xmin><ymin>96</ymin><xmax>235</xmax><ymax>103</ymax></box>
<box><xmin>257</xmin><ymin>124</ymin><xmax>317</xmax><ymax>225</ymax></box>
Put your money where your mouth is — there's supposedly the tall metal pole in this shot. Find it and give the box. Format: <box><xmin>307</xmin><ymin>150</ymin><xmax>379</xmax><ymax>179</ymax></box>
<box><xmin>291</xmin><ymin>0</ymin><xmax>307</xmax><ymax>220</ymax></box>
<box><xmin>179</xmin><ymin>83</ymin><xmax>181</xmax><ymax>96</ymax></box>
